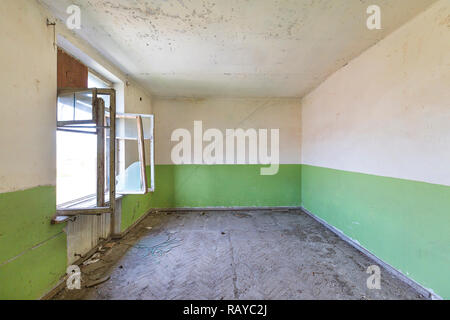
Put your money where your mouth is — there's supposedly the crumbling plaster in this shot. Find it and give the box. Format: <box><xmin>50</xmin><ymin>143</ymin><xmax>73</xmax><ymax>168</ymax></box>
<box><xmin>39</xmin><ymin>0</ymin><xmax>437</xmax><ymax>98</ymax></box>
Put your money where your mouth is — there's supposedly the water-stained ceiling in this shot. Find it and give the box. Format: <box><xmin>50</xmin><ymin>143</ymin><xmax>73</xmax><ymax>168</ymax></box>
<box><xmin>40</xmin><ymin>0</ymin><xmax>437</xmax><ymax>97</ymax></box>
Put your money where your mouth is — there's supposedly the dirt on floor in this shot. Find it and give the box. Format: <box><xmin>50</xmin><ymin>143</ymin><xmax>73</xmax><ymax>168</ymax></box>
<box><xmin>53</xmin><ymin>209</ymin><xmax>425</xmax><ymax>300</ymax></box>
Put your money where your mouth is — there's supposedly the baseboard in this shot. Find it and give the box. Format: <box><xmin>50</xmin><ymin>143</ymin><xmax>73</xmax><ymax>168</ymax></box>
<box><xmin>40</xmin><ymin>278</ymin><xmax>66</xmax><ymax>300</ymax></box>
<box><xmin>150</xmin><ymin>206</ymin><xmax>300</xmax><ymax>212</ymax></box>
<box><xmin>300</xmin><ymin>206</ymin><xmax>442</xmax><ymax>300</ymax></box>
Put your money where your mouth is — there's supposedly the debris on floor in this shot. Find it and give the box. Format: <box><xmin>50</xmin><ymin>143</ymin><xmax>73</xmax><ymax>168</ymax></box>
<box><xmin>104</xmin><ymin>242</ymin><xmax>116</xmax><ymax>248</ymax></box>
<box><xmin>83</xmin><ymin>253</ymin><xmax>100</xmax><ymax>266</ymax></box>
<box><xmin>233</xmin><ymin>212</ymin><xmax>251</xmax><ymax>218</ymax></box>
<box><xmin>86</xmin><ymin>276</ymin><xmax>111</xmax><ymax>288</ymax></box>
<box><xmin>53</xmin><ymin>210</ymin><xmax>425</xmax><ymax>300</ymax></box>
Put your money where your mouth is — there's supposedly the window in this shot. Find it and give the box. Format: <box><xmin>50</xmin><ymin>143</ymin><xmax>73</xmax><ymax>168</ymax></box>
<box><xmin>56</xmin><ymin>87</ymin><xmax>155</xmax><ymax>215</ymax></box>
<box><xmin>88</xmin><ymin>71</ymin><xmax>112</xmax><ymax>89</ymax></box>
<box><xmin>56</xmin><ymin>89</ymin><xmax>98</xmax><ymax>206</ymax></box>
<box><xmin>56</xmin><ymin>88</ymin><xmax>116</xmax><ymax>217</ymax></box>
<box><xmin>56</xmin><ymin>72</ymin><xmax>112</xmax><ymax>206</ymax></box>
<box><xmin>115</xmin><ymin>113</ymin><xmax>155</xmax><ymax>194</ymax></box>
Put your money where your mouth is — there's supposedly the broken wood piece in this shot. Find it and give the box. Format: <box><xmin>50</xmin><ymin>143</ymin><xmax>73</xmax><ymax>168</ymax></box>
<box><xmin>85</xmin><ymin>276</ymin><xmax>111</xmax><ymax>288</ymax></box>
<box><xmin>83</xmin><ymin>253</ymin><xmax>101</xmax><ymax>266</ymax></box>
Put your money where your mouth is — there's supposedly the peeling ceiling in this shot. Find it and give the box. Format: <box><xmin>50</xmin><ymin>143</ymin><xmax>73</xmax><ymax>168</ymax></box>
<box><xmin>40</xmin><ymin>0</ymin><xmax>437</xmax><ymax>98</ymax></box>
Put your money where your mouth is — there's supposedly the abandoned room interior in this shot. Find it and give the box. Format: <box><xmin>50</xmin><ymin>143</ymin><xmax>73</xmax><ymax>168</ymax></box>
<box><xmin>0</xmin><ymin>0</ymin><xmax>449</xmax><ymax>301</ymax></box>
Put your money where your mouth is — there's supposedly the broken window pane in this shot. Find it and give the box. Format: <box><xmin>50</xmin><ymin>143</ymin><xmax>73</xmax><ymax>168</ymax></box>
<box><xmin>116</xmin><ymin>161</ymin><xmax>145</xmax><ymax>194</ymax></box>
<box><xmin>114</xmin><ymin>114</ymin><xmax>154</xmax><ymax>194</ymax></box>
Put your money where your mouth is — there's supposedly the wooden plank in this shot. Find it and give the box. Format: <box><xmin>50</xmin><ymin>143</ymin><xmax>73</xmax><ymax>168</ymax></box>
<box><xmin>96</xmin><ymin>98</ymin><xmax>105</xmax><ymax>207</ymax></box>
<box><xmin>56</xmin><ymin>207</ymin><xmax>111</xmax><ymax>216</ymax></box>
<box><xmin>57</xmin><ymin>49</ymin><xmax>88</xmax><ymax>89</ymax></box>
<box><xmin>136</xmin><ymin>116</ymin><xmax>148</xmax><ymax>192</ymax></box>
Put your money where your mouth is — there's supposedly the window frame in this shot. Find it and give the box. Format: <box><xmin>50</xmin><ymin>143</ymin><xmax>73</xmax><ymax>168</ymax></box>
<box><xmin>114</xmin><ymin>112</ymin><xmax>155</xmax><ymax>195</ymax></box>
<box><xmin>55</xmin><ymin>88</ymin><xmax>116</xmax><ymax>219</ymax></box>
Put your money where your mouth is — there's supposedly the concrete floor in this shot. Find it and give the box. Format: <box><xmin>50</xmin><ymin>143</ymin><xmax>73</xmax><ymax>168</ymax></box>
<box><xmin>54</xmin><ymin>209</ymin><xmax>424</xmax><ymax>300</ymax></box>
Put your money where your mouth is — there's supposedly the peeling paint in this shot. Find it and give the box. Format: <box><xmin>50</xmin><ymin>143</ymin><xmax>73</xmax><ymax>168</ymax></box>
<box><xmin>40</xmin><ymin>0</ymin><xmax>438</xmax><ymax>97</ymax></box>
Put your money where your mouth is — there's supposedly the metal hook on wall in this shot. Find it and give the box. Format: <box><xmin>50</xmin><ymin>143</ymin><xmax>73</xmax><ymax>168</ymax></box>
<box><xmin>46</xmin><ymin>18</ymin><xmax>56</xmax><ymax>50</ymax></box>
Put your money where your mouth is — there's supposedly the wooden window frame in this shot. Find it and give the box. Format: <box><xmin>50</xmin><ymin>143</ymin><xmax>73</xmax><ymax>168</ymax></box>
<box><xmin>55</xmin><ymin>88</ymin><xmax>116</xmax><ymax>232</ymax></box>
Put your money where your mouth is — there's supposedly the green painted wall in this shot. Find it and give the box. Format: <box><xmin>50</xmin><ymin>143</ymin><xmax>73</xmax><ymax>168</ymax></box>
<box><xmin>0</xmin><ymin>165</ymin><xmax>301</xmax><ymax>298</ymax></box>
<box><xmin>3</xmin><ymin>164</ymin><xmax>447</xmax><ymax>299</ymax></box>
<box><xmin>301</xmin><ymin>164</ymin><xmax>450</xmax><ymax>299</ymax></box>
<box><xmin>0</xmin><ymin>186</ymin><xmax>67</xmax><ymax>300</ymax></box>
<box><xmin>121</xmin><ymin>164</ymin><xmax>302</xmax><ymax>231</ymax></box>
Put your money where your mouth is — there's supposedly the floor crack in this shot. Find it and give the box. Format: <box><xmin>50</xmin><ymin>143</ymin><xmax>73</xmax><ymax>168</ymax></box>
<box><xmin>227</xmin><ymin>232</ymin><xmax>239</xmax><ymax>299</ymax></box>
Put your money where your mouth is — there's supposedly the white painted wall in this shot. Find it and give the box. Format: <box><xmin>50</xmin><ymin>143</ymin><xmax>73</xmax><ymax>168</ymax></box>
<box><xmin>0</xmin><ymin>0</ymin><xmax>153</xmax><ymax>195</ymax></box>
<box><xmin>301</xmin><ymin>0</ymin><xmax>450</xmax><ymax>186</ymax></box>
<box><xmin>153</xmin><ymin>97</ymin><xmax>301</xmax><ymax>165</ymax></box>
<box><xmin>0</xmin><ymin>0</ymin><xmax>57</xmax><ymax>193</ymax></box>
